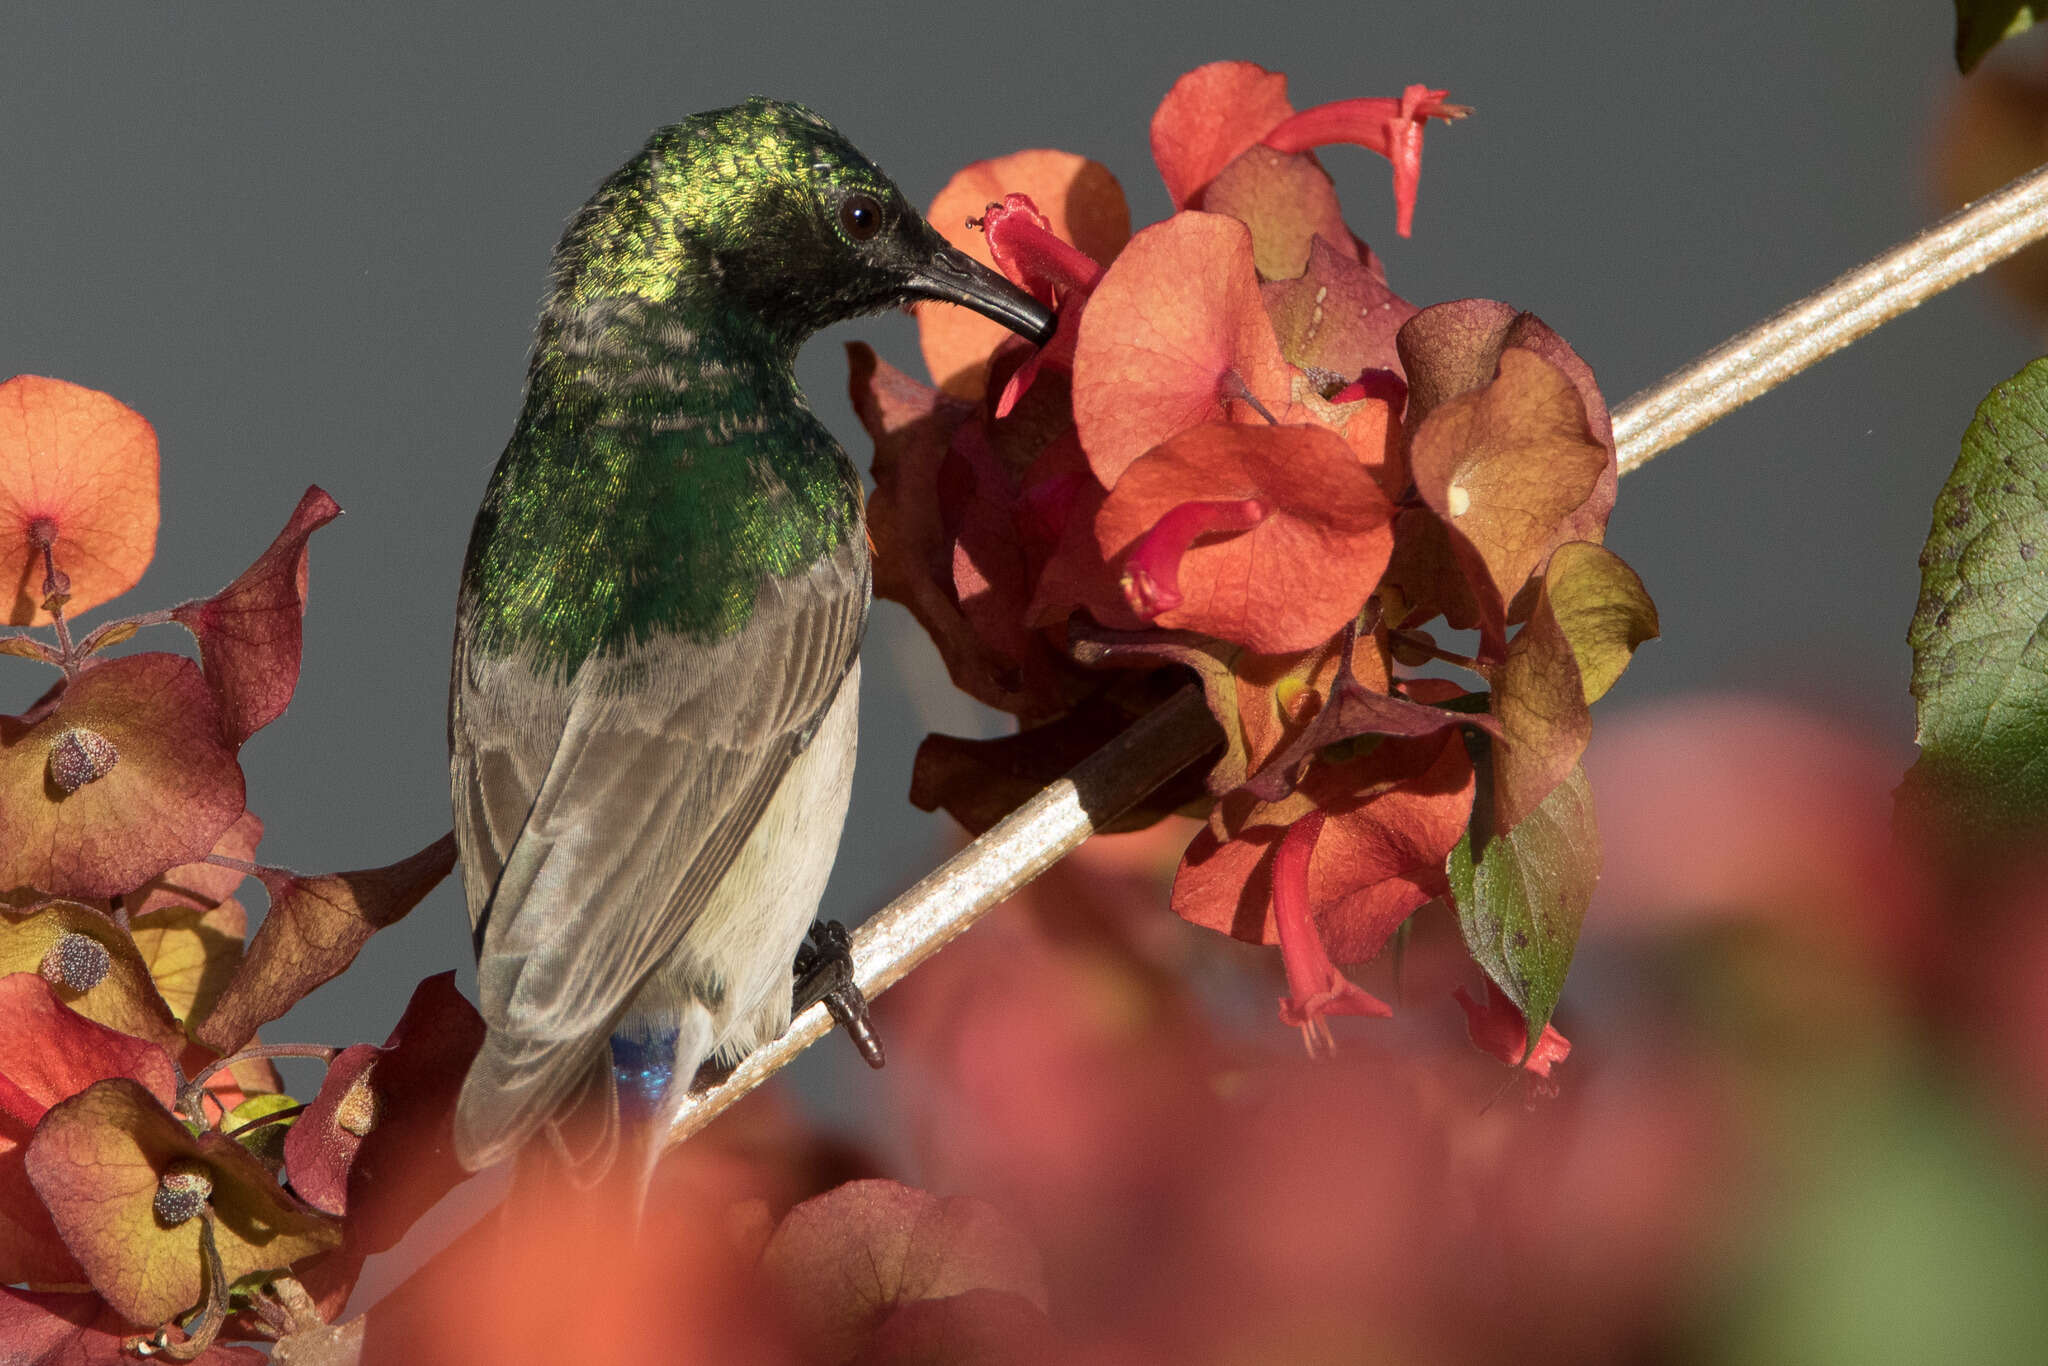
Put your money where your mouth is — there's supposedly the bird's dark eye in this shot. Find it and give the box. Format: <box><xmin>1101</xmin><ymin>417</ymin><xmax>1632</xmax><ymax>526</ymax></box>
<box><xmin>839</xmin><ymin>193</ymin><xmax>883</xmax><ymax>242</ymax></box>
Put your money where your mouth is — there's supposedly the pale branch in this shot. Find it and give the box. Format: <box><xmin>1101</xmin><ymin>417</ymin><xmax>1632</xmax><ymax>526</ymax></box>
<box><xmin>663</xmin><ymin>157</ymin><xmax>2048</xmax><ymax>1144</ymax></box>
<box><xmin>1613</xmin><ymin>160</ymin><xmax>2048</xmax><ymax>475</ymax></box>
<box><xmin>662</xmin><ymin>685</ymin><xmax>1224</xmax><ymax>1144</ymax></box>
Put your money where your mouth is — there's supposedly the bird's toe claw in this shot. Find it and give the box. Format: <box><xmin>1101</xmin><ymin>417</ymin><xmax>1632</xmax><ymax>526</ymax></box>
<box><xmin>793</xmin><ymin>920</ymin><xmax>884</xmax><ymax>1069</ymax></box>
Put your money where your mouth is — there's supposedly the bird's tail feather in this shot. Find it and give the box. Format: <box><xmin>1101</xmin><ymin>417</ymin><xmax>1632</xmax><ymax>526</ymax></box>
<box><xmin>455</xmin><ymin>1028</ymin><xmax>615</xmax><ymax>1177</ymax></box>
<box><xmin>626</xmin><ymin>1007</ymin><xmax>716</xmax><ymax>1222</ymax></box>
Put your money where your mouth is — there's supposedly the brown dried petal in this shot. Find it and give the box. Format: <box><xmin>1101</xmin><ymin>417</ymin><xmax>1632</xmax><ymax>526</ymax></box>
<box><xmin>1489</xmin><ymin>590</ymin><xmax>1594</xmax><ymax>834</ymax></box>
<box><xmin>1398</xmin><ymin>301</ymin><xmax>1618</xmax><ymax>554</ymax></box>
<box><xmin>1262</xmin><ymin>236</ymin><xmax>1415</xmax><ymax>384</ymax></box>
<box><xmin>132</xmin><ymin>811</ymin><xmax>263</xmax><ymax>916</ymax></box>
<box><xmin>0</xmin><ymin>1285</ymin><xmax>265</xmax><ymax>1366</ymax></box>
<box><xmin>171</xmin><ymin>487</ymin><xmax>342</xmax><ymax>747</ymax></box>
<box><xmin>761</xmin><ymin>1180</ymin><xmax>1047</xmax><ymax>1366</ymax></box>
<box><xmin>25</xmin><ymin>1078</ymin><xmax>339</xmax><ymax>1326</ymax></box>
<box><xmin>0</xmin><ymin>973</ymin><xmax>179</xmax><ymax>1287</ymax></box>
<box><xmin>849</xmin><ymin>344</ymin><xmax>1074</xmax><ymax>718</ymax></box>
<box><xmin>0</xmin><ymin>654</ymin><xmax>244</xmax><ymax>900</ymax></box>
<box><xmin>130</xmin><ymin>899</ymin><xmax>246</xmax><ymax>1029</ymax></box>
<box><xmin>0</xmin><ymin>903</ymin><xmax>184</xmax><ymax>1053</ymax></box>
<box><xmin>280</xmin><ymin>974</ymin><xmax>484</xmax><ymax>1251</ymax></box>
<box><xmin>1409</xmin><ymin>350</ymin><xmax>1610</xmax><ymax>651</ymax></box>
<box><xmin>1486</xmin><ymin>543</ymin><xmax>1657</xmax><ymax>831</ymax></box>
<box><xmin>194</xmin><ymin>834</ymin><xmax>455</xmax><ymax>1055</ymax></box>
<box><xmin>1197</xmin><ymin>146</ymin><xmax>1353</xmax><ymax>281</ymax></box>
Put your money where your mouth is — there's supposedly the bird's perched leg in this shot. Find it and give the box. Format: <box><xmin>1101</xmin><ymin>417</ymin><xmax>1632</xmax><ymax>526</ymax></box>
<box><xmin>793</xmin><ymin>919</ymin><xmax>884</xmax><ymax>1068</ymax></box>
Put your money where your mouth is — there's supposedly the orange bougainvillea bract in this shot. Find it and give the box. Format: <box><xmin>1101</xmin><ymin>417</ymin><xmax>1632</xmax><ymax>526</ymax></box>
<box><xmin>852</xmin><ymin>58</ymin><xmax>1655</xmax><ymax>1065</ymax></box>
<box><xmin>0</xmin><ymin>376</ymin><xmax>159</xmax><ymax>628</ymax></box>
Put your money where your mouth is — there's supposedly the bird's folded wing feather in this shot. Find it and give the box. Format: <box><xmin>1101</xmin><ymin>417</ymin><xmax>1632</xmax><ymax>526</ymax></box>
<box><xmin>449</xmin><ymin>541</ymin><xmax>865</xmax><ymax>1165</ymax></box>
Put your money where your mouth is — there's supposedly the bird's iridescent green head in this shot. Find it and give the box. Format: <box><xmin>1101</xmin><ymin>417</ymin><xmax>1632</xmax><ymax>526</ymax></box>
<box><xmin>545</xmin><ymin>98</ymin><xmax>1053</xmax><ymax>351</ymax></box>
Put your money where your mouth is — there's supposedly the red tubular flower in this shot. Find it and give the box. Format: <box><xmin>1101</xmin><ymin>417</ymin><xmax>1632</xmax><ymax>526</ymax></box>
<box><xmin>1261</xmin><ymin>85</ymin><xmax>1469</xmax><ymax>237</ymax></box>
<box><xmin>982</xmin><ymin>194</ymin><xmax>1106</xmax><ymax>299</ymax></box>
<box><xmin>1273</xmin><ymin>811</ymin><xmax>1392</xmax><ymax>1056</ymax></box>
<box><xmin>1330</xmin><ymin>368</ymin><xmax>1409</xmax><ymax>412</ymax></box>
<box><xmin>995</xmin><ymin>315</ymin><xmax>1079</xmax><ymax>419</ymax></box>
<box><xmin>1119</xmin><ymin>497</ymin><xmax>1267</xmax><ymax>619</ymax></box>
<box><xmin>920</xmin><ymin>153</ymin><xmax>1129</xmax><ymax>400</ymax></box>
<box><xmin>1453</xmin><ymin>980</ymin><xmax>1572</xmax><ymax>1078</ymax></box>
<box><xmin>978</xmin><ymin>195</ymin><xmax>1105</xmax><ymax>420</ymax></box>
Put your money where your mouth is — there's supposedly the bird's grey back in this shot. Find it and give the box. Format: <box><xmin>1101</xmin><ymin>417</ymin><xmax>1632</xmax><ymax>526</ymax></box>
<box><xmin>449</xmin><ymin>538</ymin><xmax>866</xmax><ymax>1169</ymax></box>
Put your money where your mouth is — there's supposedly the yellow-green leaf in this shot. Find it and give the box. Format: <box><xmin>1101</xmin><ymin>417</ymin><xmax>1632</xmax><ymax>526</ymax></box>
<box><xmin>129</xmin><ymin>900</ymin><xmax>246</xmax><ymax>1027</ymax></box>
<box><xmin>1544</xmin><ymin>541</ymin><xmax>1659</xmax><ymax>703</ymax></box>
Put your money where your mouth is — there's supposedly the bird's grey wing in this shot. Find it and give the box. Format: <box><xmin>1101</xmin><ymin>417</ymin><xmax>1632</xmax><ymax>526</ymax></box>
<box><xmin>449</xmin><ymin>541</ymin><xmax>866</xmax><ymax>1169</ymax></box>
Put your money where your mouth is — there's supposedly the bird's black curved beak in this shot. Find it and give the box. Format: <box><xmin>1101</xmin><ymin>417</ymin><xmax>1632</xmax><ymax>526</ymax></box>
<box><xmin>908</xmin><ymin>246</ymin><xmax>1058</xmax><ymax>348</ymax></box>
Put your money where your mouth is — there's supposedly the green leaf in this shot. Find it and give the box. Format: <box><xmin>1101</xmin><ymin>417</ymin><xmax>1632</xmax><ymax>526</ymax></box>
<box><xmin>1489</xmin><ymin>575</ymin><xmax>1593</xmax><ymax>832</ymax></box>
<box><xmin>224</xmin><ymin>1090</ymin><xmax>299</xmax><ymax>1172</ymax></box>
<box><xmin>1482</xmin><ymin>542</ymin><xmax>1654</xmax><ymax>833</ymax></box>
<box><xmin>1956</xmin><ymin>1</ymin><xmax>2042</xmax><ymax>73</ymax></box>
<box><xmin>1902</xmin><ymin>357</ymin><xmax>2048</xmax><ymax>841</ymax></box>
<box><xmin>1446</xmin><ymin>763</ymin><xmax>1598</xmax><ymax>1056</ymax></box>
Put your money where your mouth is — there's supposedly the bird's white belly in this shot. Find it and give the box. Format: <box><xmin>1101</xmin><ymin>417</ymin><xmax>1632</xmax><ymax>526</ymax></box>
<box><xmin>624</xmin><ymin>657</ymin><xmax>860</xmax><ymax>1065</ymax></box>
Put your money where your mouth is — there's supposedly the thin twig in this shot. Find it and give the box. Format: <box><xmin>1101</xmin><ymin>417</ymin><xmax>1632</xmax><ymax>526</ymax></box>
<box><xmin>38</xmin><ymin>544</ymin><xmax>76</xmax><ymax>675</ymax></box>
<box><xmin>74</xmin><ymin>607</ymin><xmax>173</xmax><ymax>658</ymax></box>
<box><xmin>127</xmin><ymin>1208</ymin><xmax>227</xmax><ymax>1359</ymax></box>
<box><xmin>223</xmin><ymin>1102</ymin><xmax>308</xmax><ymax>1140</ymax></box>
<box><xmin>203</xmin><ymin>853</ymin><xmax>267</xmax><ymax>877</ymax></box>
<box><xmin>647</xmin><ymin>160</ymin><xmax>2048</xmax><ymax>1147</ymax></box>
<box><xmin>180</xmin><ymin>1043</ymin><xmax>341</xmax><ymax>1124</ymax></box>
<box><xmin>1613</xmin><ymin>160</ymin><xmax>2048</xmax><ymax>474</ymax></box>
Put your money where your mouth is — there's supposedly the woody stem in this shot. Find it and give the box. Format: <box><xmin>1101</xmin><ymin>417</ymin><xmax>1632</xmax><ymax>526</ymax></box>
<box><xmin>1613</xmin><ymin>159</ymin><xmax>2048</xmax><ymax>474</ymax></box>
<box><xmin>1389</xmin><ymin>629</ymin><xmax>1482</xmax><ymax>670</ymax></box>
<box><xmin>36</xmin><ymin>543</ymin><xmax>75</xmax><ymax>673</ymax></box>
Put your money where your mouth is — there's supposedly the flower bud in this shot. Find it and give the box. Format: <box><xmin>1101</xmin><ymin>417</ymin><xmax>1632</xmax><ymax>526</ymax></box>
<box><xmin>336</xmin><ymin>1068</ymin><xmax>380</xmax><ymax>1137</ymax></box>
<box><xmin>153</xmin><ymin>1159</ymin><xmax>213</xmax><ymax>1227</ymax></box>
<box><xmin>47</xmin><ymin>727</ymin><xmax>118</xmax><ymax>794</ymax></box>
<box><xmin>38</xmin><ymin>932</ymin><xmax>110</xmax><ymax>993</ymax></box>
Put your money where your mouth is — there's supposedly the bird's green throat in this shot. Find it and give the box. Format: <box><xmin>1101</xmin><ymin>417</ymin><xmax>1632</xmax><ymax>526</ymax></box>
<box><xmin>459</xmin><ymin>106</ymin><xmax>882</xmax><ymax>680</ymax></box>
<box><xmin>459</xmin><ymin>305</ymin><xmax>861</xmax><ymax>679</ymax></box>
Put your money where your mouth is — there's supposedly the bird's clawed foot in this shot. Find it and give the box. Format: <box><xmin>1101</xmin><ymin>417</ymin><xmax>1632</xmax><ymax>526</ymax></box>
<box><xmin>793</xmin><ymin>920</ymin><xmax>884</xmax><ymax>1069</ymax></box>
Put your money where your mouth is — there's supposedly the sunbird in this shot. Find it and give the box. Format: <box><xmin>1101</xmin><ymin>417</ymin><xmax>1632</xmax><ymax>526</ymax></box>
<box><xmin>449</xmin><ymin>100</ymin><xmax>1054</xmax><ymax>1187</ymax></box>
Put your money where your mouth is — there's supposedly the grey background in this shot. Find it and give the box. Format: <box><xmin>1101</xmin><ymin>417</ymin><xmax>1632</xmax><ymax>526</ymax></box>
<box><xmin>0</xmin><ymin>4</ymin><xmax>2030</xmax><ymax>1138</ymax></box>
